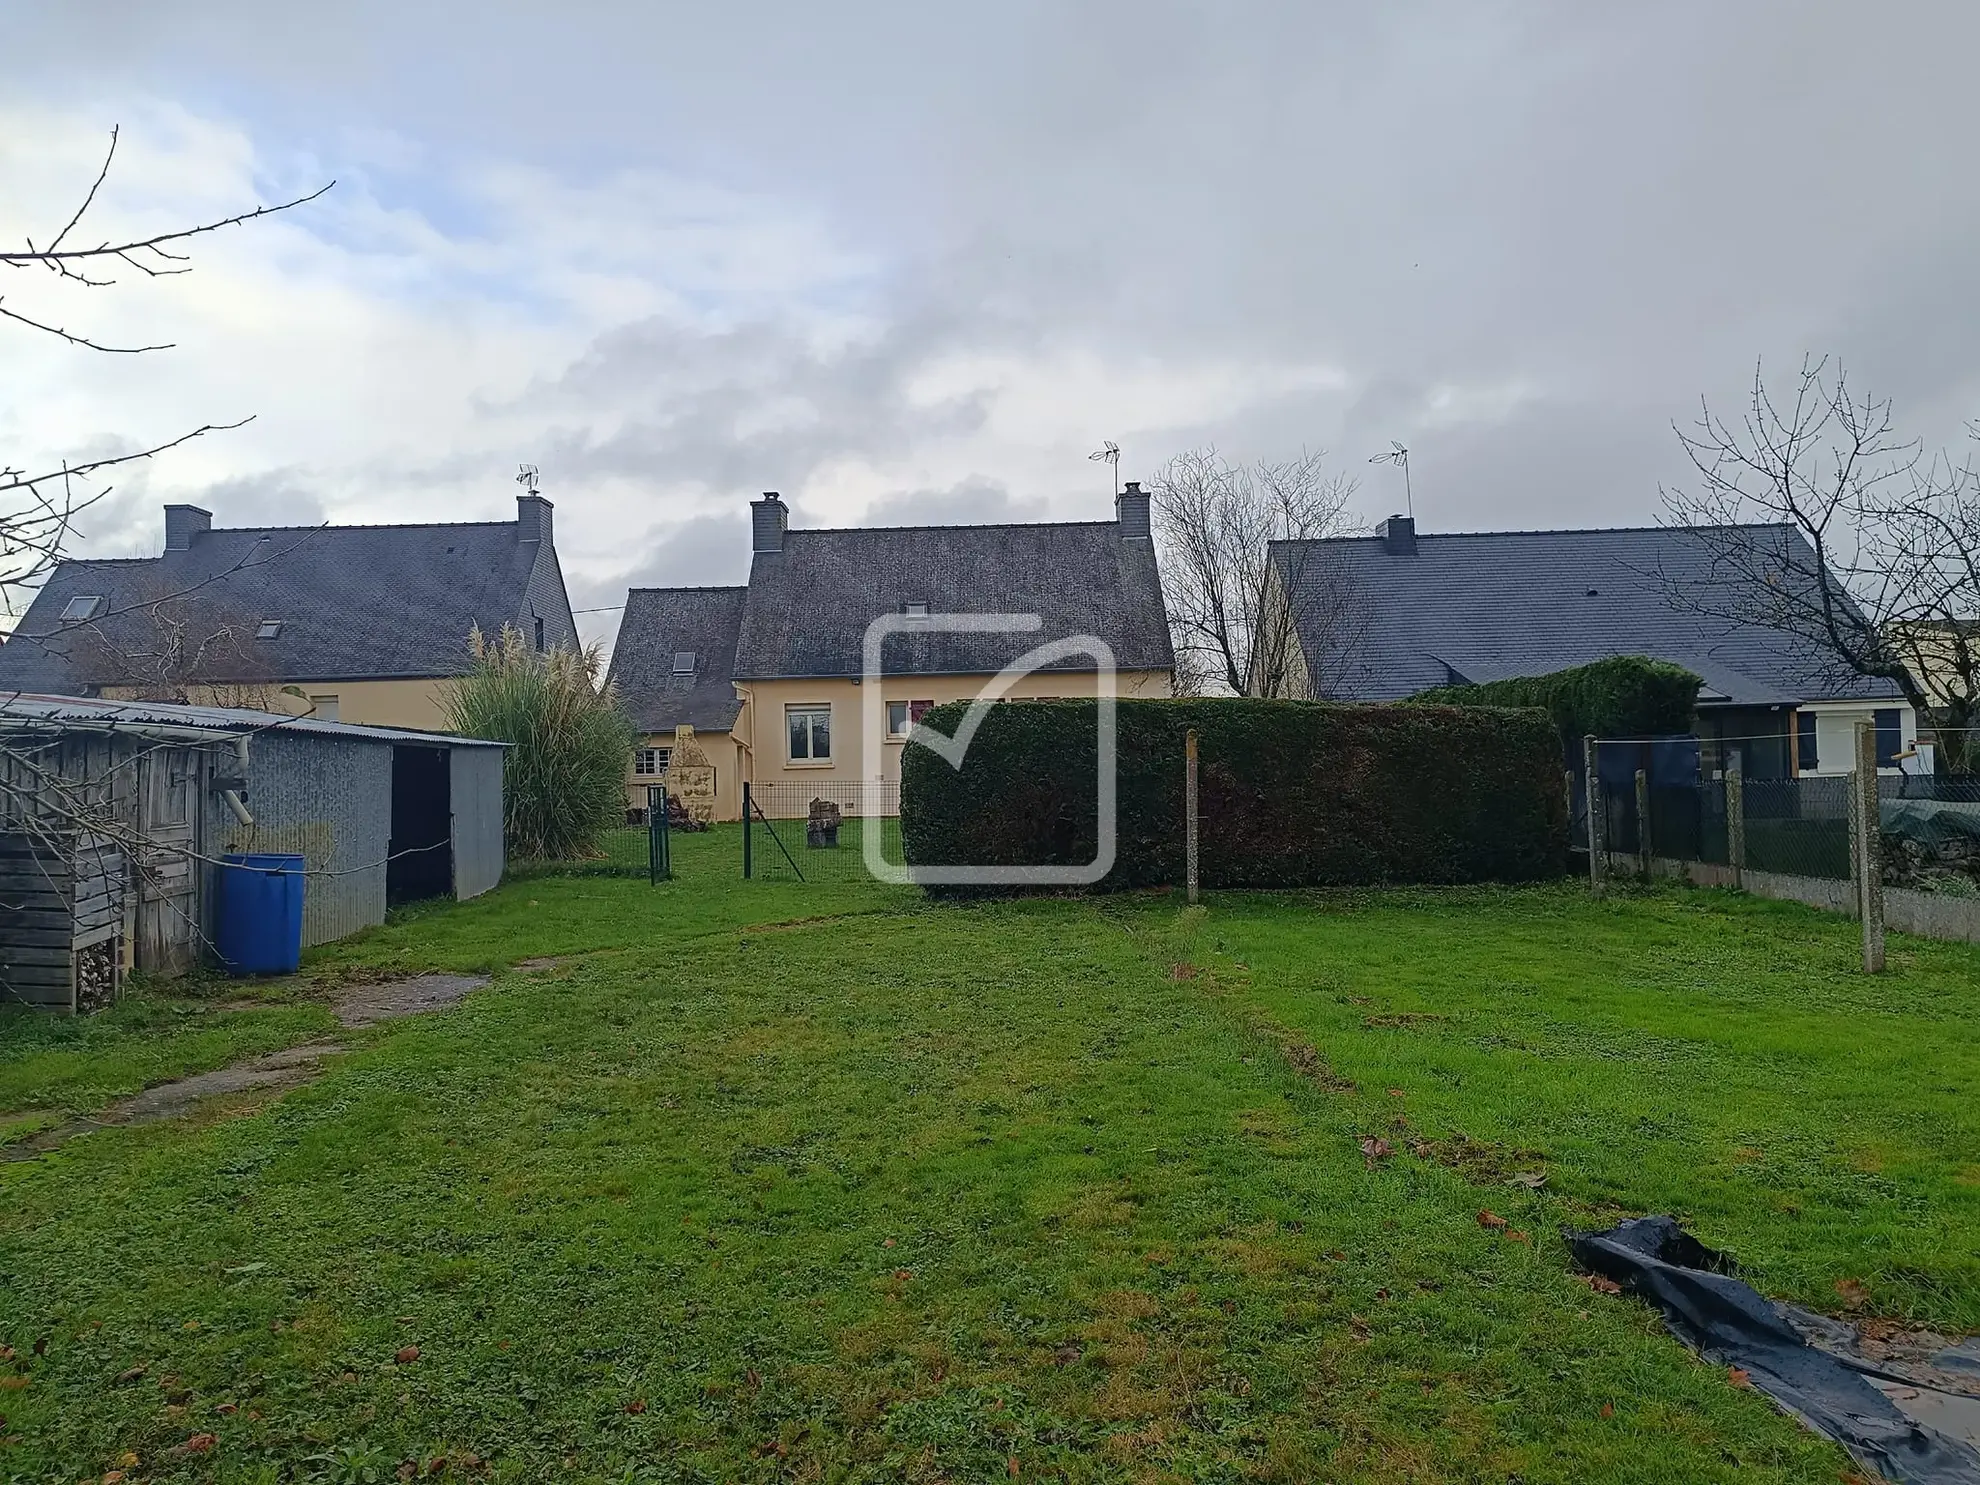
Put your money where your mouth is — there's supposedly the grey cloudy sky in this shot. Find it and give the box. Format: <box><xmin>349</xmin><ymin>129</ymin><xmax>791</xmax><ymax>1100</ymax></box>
<box><xmin>7</xmin><ymin>1</ymin><xmax>1979</xmax><ymax>649</ymax></box>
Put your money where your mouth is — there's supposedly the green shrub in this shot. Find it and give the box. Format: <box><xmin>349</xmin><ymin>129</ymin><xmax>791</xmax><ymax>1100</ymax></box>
<box><xmin>900</xmin><ymin>698</ymin><xmax>1567</xmax><ymax>891</ymax></box>
<box><xmin>1411</xmin><ymin>656</ymin><xmax>1701</xmax><ymax>754</ymax></box>
<box><xmin>444</xmin><ymin>625</ymin><xmax>636</xmax><ymax>861</ymax></box>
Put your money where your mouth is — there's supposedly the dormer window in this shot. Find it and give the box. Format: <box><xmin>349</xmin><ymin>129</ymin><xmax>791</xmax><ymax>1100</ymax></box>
<box><xmin>256</xmin><ymin>619</ymin><xmax>284</xmax><ymax>640</ymax></box>
<box><xmin>903</xmin><ymin>601</ymin><xmax>930</xmax><ymax>619</ymax></box>
<box><xmin>60</xmin><ymin>595</ymin><xmax>104</xmax><ymax>623</ymax></box>
<box><xmin>672</xmin><ymin>651</ymin><xmax>697</xmax><ymax>676</ymax></box>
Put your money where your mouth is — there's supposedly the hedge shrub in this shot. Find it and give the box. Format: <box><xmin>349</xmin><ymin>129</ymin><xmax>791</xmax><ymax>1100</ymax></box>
<box><xmin>1410</xmin><ymin>656</ymin><xmax>1701</xmax><ymax>754</ymax></box>
<box><xmin>900</xmin><ymin>698</ymin><xmax>1567</xmax><ymax>891</ymax></box>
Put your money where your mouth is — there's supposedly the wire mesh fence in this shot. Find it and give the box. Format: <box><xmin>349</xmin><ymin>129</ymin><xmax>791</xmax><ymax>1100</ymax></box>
<box><xmin>1741</xmin><ymin>775</ymin><xmax>1852</xmax><ymax>880</ymax></box>
<box><xmin>745</xmin><ymin>780</ymin><xmax>902</xmax><ymax>882</ymax></box>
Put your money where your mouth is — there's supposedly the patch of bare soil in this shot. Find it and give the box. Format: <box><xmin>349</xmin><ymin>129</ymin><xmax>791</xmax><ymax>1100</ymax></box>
<box><xmin>327</xmin><ymin>973</ymin><xmax>488</xmax><ymax>1027</ymax></box>
<box><xmin>5</xmin><ymin>973</ymin><xmax>491</xmax><ymax>1161</ymax></box>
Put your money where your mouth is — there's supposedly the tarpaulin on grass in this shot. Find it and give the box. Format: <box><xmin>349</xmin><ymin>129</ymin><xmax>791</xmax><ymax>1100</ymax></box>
<box><xmin>1568</xmin><ymin>1215</ymin><xmax>1980</xmax><ymax>1485</ymax></box>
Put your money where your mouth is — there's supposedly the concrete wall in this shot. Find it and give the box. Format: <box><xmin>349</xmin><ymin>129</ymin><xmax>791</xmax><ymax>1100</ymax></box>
<box><xmin>1604</xmin><ymin>851</ymin><xmax>1980</xmax><ymax>945</ymax></box>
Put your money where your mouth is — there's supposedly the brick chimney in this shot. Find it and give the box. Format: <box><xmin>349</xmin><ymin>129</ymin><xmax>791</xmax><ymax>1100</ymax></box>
<box><xmin>1116</xmin><ymin>480</ymin><xmax>1151</xmax><ymax>541</ymax></box>
<box><xmin>1378</xmin><ymin>514</ymin><xmax>1417</xmax><ymax>555</ymax></box>
<box><xmin>752</xmin><ymin>491</ymin><xmax>788</xmax><ymax>554</ymax></box>
<box><xmin>164</xmin><ymin>504</ymin><xmax>212</xmax><ymax>551</ymax></box>
<box><xmin>517</xmin><ymin>492</ymin><xmax>553</xmax><ymax>546</ymax></box>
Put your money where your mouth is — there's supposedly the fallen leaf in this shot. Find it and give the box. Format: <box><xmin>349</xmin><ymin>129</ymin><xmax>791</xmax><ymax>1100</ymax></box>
<box><xmin>1728</xmin><ymin>1367</ymin><xmax>1752</xmax><ymax>1388</ymax></box>
<box><xmin>1835</xmin><ymin>1278</ymin><xmax>1870</xmax><ymax>1310</ymax></box>
<box><xmin>1508</xmin><ymin>1172</ymin><xmax>1548</xmax><ymax>1190</ymax></box>
<box><xmin>182</xmin><ymin>1321</ymin><xmax>200</xmax><ymax>1331</ymax></box>
<box><xmin>1477</xmin><ymin>1210</ymin><xmax>1509</xmax><ymax>1231</ymax></box>
<box><xmin>213</xmin><ymin>1402</ymin><xmax>238</xmax><ymax>1416</ymax></box>
<box><xmin>398</xmin><ymin>1463</ymin><xmax>418</xmax><ymax>1482</ymax></box>
<box><xmin>1578</xmin><ymin>1273</ymin><xmax>1623</xmax><ymax>1296</ymax></box>
<box><xmin>430</xmin><ymin>1456</ymin><xmax>449</xmax><ymax>1475</ymax></box>
<box><xmin>0</xmin><ymin>1378</ymin><xmax>25</xmax><ymax>1391</ymax></box>
<box><xmin>744</xmin><ymin>1368</ymin><xmax>762</xmax><ymax>1390</ymax></box>
<box><xmin>1359</xmin><ymin>1136</ymin><xmax>1394</xmax><ymax>1168</ymax></box>
<box><xmin>1387</xmin><ymin>1088</ymin><xmax>1406</xmax><ymax>1098</ymax></box>
<box><xmin>184</xmin><ymin>1432</ymin><xmax>217</xmax><ymax>1453</ymax></box>
<box><xmin>0</xmin><ymin>1346</ymin><xmax>11</xmax><ymax>1361</ymax></box>
<box><xmin>624</xmin><ymin>1399</ymin><xmax>647</xmax><ymax>1415</ymax></box>
<box><xmin>103</xmin><ymin>1473</ymin><xmax>125</xmax><ymax>1484</ymax></box>
<box><xmin>1507</xmin><ymin>1229</ymin><xmax>1531</xmax><ymax>1245</ymax></box>
<box><xmin>395</xmin><ymin>1345</ymin><xmax>421</xmax><ymax>1364</ymax></box>
<box><xmin>1599</xmin><ymin>1402</ymin><xmax>1614</xmax><ymax>1419</ymax></box>
<box><xmin>1169</xmin><ymin>963</ymin><xmax>1199</xmax><ymax>981</ymax></box>
<box><xmin>118</xmin><ymin>1452</ymin><xmax>139</xmax><ymax>1468</ymax></box>
<box><xmin>882</xmin><ymin>1238</ymin><xmax>896</xmax><ymax>1249</ymax></box>
<box><xmin>1008</xmin><ymin>1457</ymin><xmax>1020</xmax><ymax>1477</ymax></box>
<box><xmin>892</xmin><ymin>1269</ymin><xmax>913</xmax><ymax>1282</ymax></box>
<box><xmin>1052</xmin><ymin>1342</ymin><xmax>1082</xmax><ymax>1366</ymax></box>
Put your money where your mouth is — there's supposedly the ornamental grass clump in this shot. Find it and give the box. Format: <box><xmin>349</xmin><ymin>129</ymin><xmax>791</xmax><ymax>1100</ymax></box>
<box><xmin>446</xmin><ymin>624</ymin><xmax>635</xmax><ymax>861</ymax></box>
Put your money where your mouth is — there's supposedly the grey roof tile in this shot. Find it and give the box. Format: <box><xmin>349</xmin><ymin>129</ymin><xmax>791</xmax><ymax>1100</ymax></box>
<box><xmin>1274</xmin><ymin>523</ymin><xmax>1906</xmax><ymax>706</ymax></box>
<box><xmin>604</xmin><ymin>586</ymin><xmax>747</xmax><ymax>735</ymax></box>
<box><xmin>731</xmin><ymin>522</ymin><xmax>1173</xmax><ymax>678</ymax></box>
<box><xmin>0</xmin><ymin>516</ymin><xmax>578</xmax><ymax>693</ymax></box>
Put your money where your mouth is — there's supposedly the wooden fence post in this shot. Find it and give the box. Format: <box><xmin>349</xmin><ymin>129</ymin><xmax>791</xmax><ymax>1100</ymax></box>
<box><xmin>1184</xmin><ymin>729</ymin><xmax>1200</xmax><ymax>906</ymax></box>
<box><xmin>1854</xmin><ymin>721</ymin><xmax>1885</xmax><ymax>972</ymax></box>
<box><xmin>1583</xmin><ymin>735</ymin><xmax>1605</xmax><ymax>894</ymax></box>
<box><xmin>1725</xmin><ymin>758</ymin><xmax>1745</xmax><ymax>890</ymax></box>
<box><xmin>1635</xmin><ymin>767</ymin><xmax>1652</xmax><ymax>878</ymax></box>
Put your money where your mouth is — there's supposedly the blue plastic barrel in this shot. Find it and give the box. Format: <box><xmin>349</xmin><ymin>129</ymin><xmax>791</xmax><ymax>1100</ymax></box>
<box><xmin>216</xmin><ymin>853</ymin><xmax>306</xmax><ymax>975</ymax></box>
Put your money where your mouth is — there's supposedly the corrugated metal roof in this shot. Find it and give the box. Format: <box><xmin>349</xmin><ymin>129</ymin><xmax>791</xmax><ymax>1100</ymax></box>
<box><xmin>0</xmin><ymin>693</ymin><xmax>507</xmax><ymax>747</ymax></box>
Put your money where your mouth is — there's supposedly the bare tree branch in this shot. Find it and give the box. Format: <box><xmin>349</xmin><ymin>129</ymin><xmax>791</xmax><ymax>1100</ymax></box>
<box><xmin>1148</xmin><ymin>447</ymin><xmax>1365</xmax><ymax>698</ymax></box>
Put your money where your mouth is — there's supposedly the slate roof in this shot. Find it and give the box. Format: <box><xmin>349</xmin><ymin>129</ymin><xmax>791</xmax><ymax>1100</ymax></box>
<box><xmin>604</xmin><ymin>586</ymin><xmax>747</xmax><ymax>735</ymax></box>
<box><xmin>731</xmin><ymin>522</ymin><xmax>1174</xmax><ymax>679</ymax></box>
<box><xmin>0</xmin><ymin>515</ymin><xmax>578</xmax><ymax>693</ymax></box>
<box><xmin>1272</xmin><ymin>523</ymin><xmax>1906</xmax><ymax>706</ymax></box>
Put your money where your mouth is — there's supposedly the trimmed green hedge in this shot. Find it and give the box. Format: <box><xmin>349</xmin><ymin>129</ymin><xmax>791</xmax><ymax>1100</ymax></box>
<box><xmin>900</xmin><ymin>698</ymin><xmax>1567</xmax><ymax>891</ymax></box>
<box><xmin>1410</xmin><ymin>656</ymin><xmax>1701</xmax><ymax>752</ymax></box>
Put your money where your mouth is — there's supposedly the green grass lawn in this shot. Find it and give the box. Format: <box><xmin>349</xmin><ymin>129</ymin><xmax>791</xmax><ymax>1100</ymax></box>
<box><xmin>1</xmin><ymin>869</ymin><xmax>1975</xmax><ymax>1483</ymax></box>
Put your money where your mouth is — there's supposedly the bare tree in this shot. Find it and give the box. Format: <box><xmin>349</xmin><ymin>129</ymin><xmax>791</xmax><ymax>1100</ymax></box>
<box><xmin>1659</xmin><ymin>355</ymin><xmax>1980</xmax><ymax>771</ymax></box>
<box><xmin>1148</xmin><ymin>447</ymin><xmax>1365</xmax><ymax>698</ymax></box>
<box><xmin>0</xmin><ymin>126</ymin><xmax>330</xmax><ymax>622</ymax></box>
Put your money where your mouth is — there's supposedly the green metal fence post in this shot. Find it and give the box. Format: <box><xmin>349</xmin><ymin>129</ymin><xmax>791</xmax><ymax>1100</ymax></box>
<box><xmin>743</xmin><ymin>781</ymin><xmax>753</xmax><ymax>880</ymax></box>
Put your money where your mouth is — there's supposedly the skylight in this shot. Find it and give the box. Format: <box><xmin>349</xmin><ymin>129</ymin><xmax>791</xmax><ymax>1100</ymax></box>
<box><xmin>256</xmin><ymin>620</ymin><xmax>284</xmax><ymax>640</ymax></box>
<box><xmin>903</xmin><ymin>601</ymin><xmax>930</xmax><ymax>619</ymax></box>
<box><xmin>60</xmin><ymin>595</ymin><xmax>104</xmax><ymax>623</ymax></box>
<box><xmin>672</xmin><ymin>651</ymin><xmax>697</xmax><ymax>675</ymax></box>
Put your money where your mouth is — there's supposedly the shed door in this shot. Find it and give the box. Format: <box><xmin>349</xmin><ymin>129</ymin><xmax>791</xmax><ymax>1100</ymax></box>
<box><xmin>137</xmin><ymin>750</ymin><xmax>200</xmax><ymax>974</ymax></box>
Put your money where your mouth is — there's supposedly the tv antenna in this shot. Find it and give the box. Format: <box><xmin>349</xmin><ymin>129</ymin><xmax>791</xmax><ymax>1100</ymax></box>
<box><xmin>1368</xmin><ymin>441</ymin><xmax>1412</xmax><ymax>518</ymax></box>
<box><xmin>516</xmin><ymin>464</ymin><xmax>541</xmax><ymax>495</ymax></box>
<box><xmin>1088</xmin><ymin>440</ymin><xmax>1121</xmax><ymax>497</ymax></box>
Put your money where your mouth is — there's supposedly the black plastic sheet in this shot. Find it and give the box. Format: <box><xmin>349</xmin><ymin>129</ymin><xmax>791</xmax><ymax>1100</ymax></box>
<box><xmin>1569</xmin><ymin>1216</ymin><xmax>1980</xmax><ymax>1485</ymax></box>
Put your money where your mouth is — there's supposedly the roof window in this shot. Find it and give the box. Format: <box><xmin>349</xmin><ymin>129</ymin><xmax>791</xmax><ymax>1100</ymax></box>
<box><xmin>903</xmin><ymin>601</ymin><xmax>930</xmax><ymax>619</ymax></box>
<box><xmin>672</xmin><ymin>651</ymin><xmax>697</xmax><ymax>675</ymax></box>
<box><xmin>60</xmin><ymin>595</ymin><xmax>104</xmax><ymax>623</ymax></box>
<box><xmin>256</xmin><ymin>619</ymin><xmax>284</xmax><ymax>640</ymax></box>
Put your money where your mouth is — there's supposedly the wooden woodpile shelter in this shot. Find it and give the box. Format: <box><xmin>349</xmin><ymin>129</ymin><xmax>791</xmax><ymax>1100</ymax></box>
<box><xmin>0</xmin><ymin>831</ymin><xmax>128</xmax><ymax>1012</ymax></box>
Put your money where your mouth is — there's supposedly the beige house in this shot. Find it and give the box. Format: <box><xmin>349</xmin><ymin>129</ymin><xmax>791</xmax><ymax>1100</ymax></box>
<box><xmin>607</xmin><ymin>488</ymin><xmax>1175</xmax><ymax>821</ymax></box>
<box><xmin>0</xmin><ymin>493</ymin><xmax>579</xmax><ymax>731</ymax></box>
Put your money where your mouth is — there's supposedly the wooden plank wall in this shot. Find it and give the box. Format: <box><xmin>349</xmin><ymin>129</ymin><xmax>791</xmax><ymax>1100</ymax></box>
<box><xmin>0</xmin><ymin>831</ymin><xmax>78</xmax><ymax>1010</ymax></box>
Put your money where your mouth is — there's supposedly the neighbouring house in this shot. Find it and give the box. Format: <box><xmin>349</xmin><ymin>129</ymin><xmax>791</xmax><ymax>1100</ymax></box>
<box><xmin>0</xmin><ymin>693</ymin><xmax>504</xmax><ymax>1006</ymax></box>
<box><xmin>0</xmin><ymin>493</ymin><xmax>579</xmax><ymax>732</ymax></box>
<box><xmin>1262</xmin><ymin>516</ymin><xmax>1915</xmax><ymax>779</ymax></box>
<box><xmin>606</xmin><ymin>485</ymin><xmax>1175</xmax><ymax>820</ymax></box>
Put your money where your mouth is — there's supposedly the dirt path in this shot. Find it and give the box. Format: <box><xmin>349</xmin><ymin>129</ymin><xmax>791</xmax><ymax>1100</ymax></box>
<box><xmin>3</xmin><ymin>973</ymin><xmax>490</xmax><ymax>1162</ymax></box>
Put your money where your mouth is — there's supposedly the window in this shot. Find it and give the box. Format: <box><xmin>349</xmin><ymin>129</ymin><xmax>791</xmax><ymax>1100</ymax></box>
<box><xmin>635</xmin><ymin>746</ymin><xmax>671</xmax><ymax>777</ymax></box>
<box><xmin>533</xmin><ymin>615</ymin><xmax>546</xmax><ymax>652</ymax></box>
<box><xmin>60</xmin><ymin>595</ymin><xmax>104</xmax><ymax>623</ymax></box>
<box><xmin>903</xmin><ymin>601</ymin><xmax>930</xmax><ymax>619</ymax></box>
<box><xmin>309</xmin><ymin>694</ymin><xmax>340</xmax><ymax>722</ymax></box>
<box><xmin>787</xmin><ymin>704</ymin><xmax>831</xmax><ymax>761</ymax></box>
<box><xmin>1874</xmin><ymin>708</ymin><xmax>1903</xmax><ymax>768</ymax></box>
<box><xmin>1796</xmin><ymin>712</ymin><xmax>1818</xmax><ymax>772</ymax></box>
<box><xmin>886</xmin><ymin>700</ymin><xmax>936</xmax><ymax>738</ymax></box>
<box><xmin>256</xmin><ymin>619</ymin><xmax>284</xmax><ymax>640</ymax></box>
<box><xmin>672</xmin><ymin>651</ymin><xmax>697</xmax><ymax>676</ymax></box>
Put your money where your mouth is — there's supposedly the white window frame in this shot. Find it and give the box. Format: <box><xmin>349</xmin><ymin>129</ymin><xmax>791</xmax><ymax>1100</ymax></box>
<box><xmin>887</xmin><ymin>700</ymin><xmax>911</xmax><ymax>738</ymax></box>
<box><xmin>786</xmin><ymin>703</ymin><xmax>832</xmax><ymax>763</ymax></box>
<box><xmin>635</xmin><ymin>746</ymin><xmax>670</xmax><ymax>777</ymax></box>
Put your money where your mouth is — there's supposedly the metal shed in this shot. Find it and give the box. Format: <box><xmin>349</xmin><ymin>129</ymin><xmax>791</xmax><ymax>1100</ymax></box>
<box><xmin>0</xmin><ymin>695</ymin><xmax>505</xmax><ymax>1008</ymax></box>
